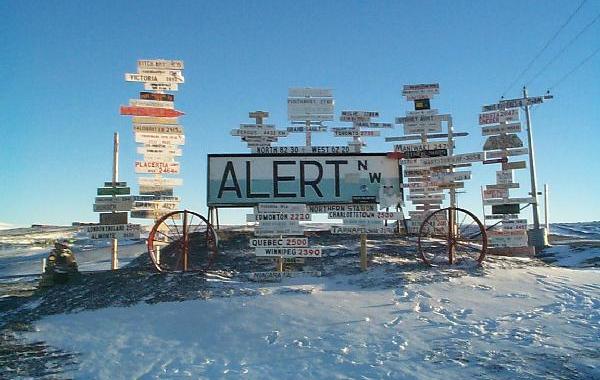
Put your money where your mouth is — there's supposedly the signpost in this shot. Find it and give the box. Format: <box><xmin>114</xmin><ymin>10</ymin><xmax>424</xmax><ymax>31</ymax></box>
<box><xmin>479</xmin><ymin>90</ymin><xmax>552</xmax><ymax>255</ymax></box>
<box><xmin>287</xmin><ymin>88</ymin><xmax>334</xmax><ymax>146</ymax></box>
<box><xmin>123</xmin><ymin>58</ymin><xmax>186</xmax><ymax>223</ymax></box>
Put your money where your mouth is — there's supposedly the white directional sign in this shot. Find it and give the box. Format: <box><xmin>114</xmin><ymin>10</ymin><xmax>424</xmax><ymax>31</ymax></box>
<box><xmin>129</xmin><ymin>99</ymin><xmax>174</xmax><ymax>109</ymax></box>
<box><xmin>231</xmin><ymin>129</ymin><xmax>288</xmax><ymax>137</ymax></box>
<box><xmin>135</xmin><ymin>133</ymin><xmax>185</xmax><ymax>145</ymax></box>
<box><xmin>84</xmin><ymin>224</ymin><xmax>141</xmax><ymax>240</ymax></box>
<box><xmin>247</xmin><ymin>212</ymin><xmax>311</xmax><ymax>222</ymax></box>
<box><xmin>483</xmin><ymin>197</ymin><xmax>535</xmax><ymax>206</ymax></box>
<box><xmin>125</xmin><ymin>72</ymin><xmax>184</xmax><ymax>83</ymax></box>
<box><xmin>479</xmin><ymin>109</ymin><xmax>519</xmax><ymax>125</ymax></box>
<box><xmin>501</xmin><ymin>219</ymin><xmax>528</xmax><ymax>230</ymax></box>
<box><xmin>330</xmin><ymin>225</ymin><xmax>396</xmax><ymax>234</ymax></box>
<box><xmin>483</xmin><ymin>188</ymin><xmax>509</xmax><ymax>199</ymax></box>
<box><xmin>485</xmin><ymin>148</ymin><xmax>529</xmax><ymax>159</ymax></box>
<box><xmin>288</xmin><ymin>88</ymin><xmax>332</xmax><ymax>98</ymax></box>
<box><xmin>481</xmin><ymin>123</ymin><xmax>521</xmax><ymax>136</ymax></box>
<box><xmin>287</xmin><ymin>126</ymin><xmax>328</xmax><ymax>133</ymax></box>
<box><xmin>484</xmin><ymin>134</ymin><xmax>523</xmax><ymax>151</ymax></box>
<box><xmin>137</xmin><ymin>146</ymin><xmax>182</xmax><ymax>156</ymax></box>
<box><xmin>138</xmin><ymin>59</ymin><xmax>184</xmax><ymax>70</ymax></box>
<box><xmin>394</xmin><ymin>142</ymin><xmax>449</xmax><ymax>152</ymax></box>
<box><xmin>135</xmin><ymin>161</ymin><xmax>180</xmax><ymax>174</ymax></box>
<box><xmin>431</xmin><ymin>171</ymin><xmax>471</xmax><ymax>182</ymax></box>
<box><xmin>496</xmin><ymin>170</ymin><xmax>514</xmax><ymax>184</ymax></box>
<box><xmin>402</xmin><ymin>83</ymin><xmax>439</xmax><ymax>99</ymax></box>
<box><xmin>327</xmin><ymin>211</ymin><xmax>403</xmax><ymax>219</ymax></box>
<box><xmin>133</xmin><ymin>124</ymin><xmax>183</xmax><ymax>135</ymax></box>
<box><xmin>143</xmin><ymin>83</ymin><xmax>178</xmax><ymax>91</ymax></box>
<box><xmin>308</xmin><ymin>204</ymin><xmax>377</xmax><ymax>213</ymax></box>
<box><xmin>353</xmin><ymin>122</ymin><xmax>393</xmax><ymax>129</ymax></box>
<box><xmin>408</xmin><ymin>194</ymin><xmax>445</xmax><ymax>201</ymax></box>
<box><xmin>255</xmin><ymin>226</ymin><xmax>306</xmax><ymax>236</ymax></box>
<box><xmin>249</xmin><ymin>237</ymin><xmax>309</xmax><ymax>248</ymax></box>
<box><xmin>333</xmin><ymin>129</ymin><xmax>380</xmax><ymax>137</ymax></box>
<box><xmin>258</xmin><ymin>203</ymin><xmax>307</xmax><ymax>213</ymax></box>
<box><xmin>288</xmin><ymin>98</ymin><xmax>334</xmax><ymax>120</ymax></box>
<box><xmin>400</xmin><ymin>152</ymin><xmax>484</xmax><ymax>166</ymax></box>
<box><xmin>482</xmin><ymin>96</ymin><xmax>544</xmax><ymax>112</ymax></box>
<box><xmin>138</xmin><ymin>177</ymin><xmax>183</xmax><ymax>186</ymax></box>
<box><xmin>254</xmin><ymin>247</ymin><xmax>322</xmax><ymax>258</ymax></box>
<box><xmin>133</xmin><ymin>117</ymin><xmax>179</xmax><ymax>125</ymax></box>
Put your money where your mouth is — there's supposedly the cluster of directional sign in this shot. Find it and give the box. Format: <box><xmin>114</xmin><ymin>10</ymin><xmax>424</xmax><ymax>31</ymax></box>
<box><xmin>389</xmin><ymin>84</ymin><xmax>482</xmax><ymax>234</ymax></box>
<box><xmin>248</xmin><ymin>203</ymin><xmax>321</xmax><ymax>281</ymax></box>
<box><xmin>334</xmin><ymin>111</ymin><xmax>392</xmax><ymax>152</ymax></box>
<box><xmin>121</xmin><ymin>59</ymin><xmax>185</xmax><ymax>219</ymax></box>
<box><xmin>85</xmin><ymin>181</ymin><xmax>141</xmax><ymax>240</ymax></box>
<box><xmin>480</xmin><ymin>99</ymin><xmax>539</xmax><ymax>255</ymax></box>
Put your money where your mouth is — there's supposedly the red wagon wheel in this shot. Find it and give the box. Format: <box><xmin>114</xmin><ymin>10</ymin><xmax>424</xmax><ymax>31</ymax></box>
<box><xmin>417</xmin><ymin>207</ymin><xmax>487</xmax><ymax>266</ymax></box>
<box><xmin>147</xmin><ymin>210</ymin><xmax>218</xmax><ymax>272</ymax></box>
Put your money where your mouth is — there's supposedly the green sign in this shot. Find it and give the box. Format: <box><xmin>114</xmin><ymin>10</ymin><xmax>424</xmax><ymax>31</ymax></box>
<box><xmin>492</xmin><ymin>204</ymin><xmax>520</xmax><ymax>215</ymax></box>
<box><xmin>97</xmin><ymin>187</ymin><xmax>131</xmax><ymax>196</ymax></box>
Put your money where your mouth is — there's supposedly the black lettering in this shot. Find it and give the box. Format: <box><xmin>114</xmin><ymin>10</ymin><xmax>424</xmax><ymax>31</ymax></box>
<box><xmin>369</xmin><ymin>172</ymin><xmax>382</xmax><ymax>183</ymax></box>
<box><xmin>325</xmin><ymin>160</ymin><xmax>347</xmax><ymax>197</ymax></box>
<box><xmin>300</xmin><ymin>161</ymin><xmax>323</xmax><ymax>197</ymax></box>
<box><xmin>358</xmin><ymin>160</ymin><xmax>368</xmax><ymax>171</ymax></box>
<box><xmin>273</xmin><ymin>161</ymin><xmax>297</xmax><ymax>198</ymax></box>
<box><xmin>218</xmin><ymin>161</ymin><xmax>242</xmax><ymax>198</ymax></box>
<box><xmin>246</xmin><ymin>161</ymin><xmax>269</xmax><ymax>198</ymax></box>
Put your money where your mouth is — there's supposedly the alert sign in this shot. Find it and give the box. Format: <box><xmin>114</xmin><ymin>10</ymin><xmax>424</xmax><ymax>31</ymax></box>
<box><xmin>207</xmin><ymin>153</ymin><xmax>401</xmax><ymax>207</ymax></box>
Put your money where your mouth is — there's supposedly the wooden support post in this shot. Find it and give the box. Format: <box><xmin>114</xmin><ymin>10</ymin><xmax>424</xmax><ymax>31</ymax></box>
<box><xmin>277</xmin><ymin>257</ymin><xmax>284</xmax><ymax>272</ymax></box>
<box><xmin>42</xmin><ymin>258</ymin><xmax>46</xmax><ymax>273</ymax></box>
<box><xmin>360</xmin><ymin>233</ymin><xmax>367</xmax><ymax>271</ymax></box>
<box><xmin>111</xmin><ymin>238</ymin><xmax>118</xmax><ymax>270</ymax></box>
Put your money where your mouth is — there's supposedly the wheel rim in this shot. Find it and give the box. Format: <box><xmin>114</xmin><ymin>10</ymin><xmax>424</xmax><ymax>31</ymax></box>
<box><xmin>418</xmin><ymin>207</ymin><xmax>487</xmax><ymax>266</ymax></box>
<box><xmin>147</xmin><ymin>210</ymin><xmax>218</xmax><ymax>272</ymax></box>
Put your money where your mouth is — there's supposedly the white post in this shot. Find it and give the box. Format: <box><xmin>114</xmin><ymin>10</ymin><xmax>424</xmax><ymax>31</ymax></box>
<box><xmin>42</xmin><ymin>258</ymin><xmax>46</xmax><ymax>273</ymax></box>
<box><xmin>156</xmin><ymin>246</ymin><xmax>161</xmax><ymax>265</ymax></box>
<box><xmin>544</xmin><ymin>184</ymin><xmax>550</xmax><ymax>232</ymax></box>
<box><xmin>111</xmin><ymin>132</ymin><xmax>119</xmax><ymax>270</ymax></box>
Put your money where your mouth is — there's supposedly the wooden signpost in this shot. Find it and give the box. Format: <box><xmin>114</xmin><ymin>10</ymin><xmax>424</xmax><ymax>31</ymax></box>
<box><xmin>122</xmin><ymin>58</ymin><xmax>186</xmax><ymax>222</ymax></box>
<box><xmin>479</xmin><ymin>101</ymin><xmax>534</xmax><ymax>256</ymax></box>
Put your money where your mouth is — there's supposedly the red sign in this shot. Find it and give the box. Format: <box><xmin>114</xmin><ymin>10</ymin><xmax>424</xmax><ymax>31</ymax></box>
<box><xmin>120</xmin><ymin>106</ymin><xmax>184</xmax><ymax>117</ymax></box>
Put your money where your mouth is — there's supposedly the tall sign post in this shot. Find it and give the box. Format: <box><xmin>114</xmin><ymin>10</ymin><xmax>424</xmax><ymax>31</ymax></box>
<box><xmin>287</xmin><ymin>88</ymin><xmax>334</xmax><ymax>147</ymax></box>
<box><xmin>121</xmin><ymin>59</ymin><xmax>185</xmax><ymax>222</ymax></box>
<box><xmin>481</xmin><ymin>89</ymin><xmax>552</xmax><ymax>252</ymax></box>
<box><xmin>387</xmin><ymin>84</ymin><xmax>480</xmax><ymax>235</ymax></box>
<box><xmin>83</xmin><ymin>134</ymin><xmax>140</xmax><ymax>268</ymax></box>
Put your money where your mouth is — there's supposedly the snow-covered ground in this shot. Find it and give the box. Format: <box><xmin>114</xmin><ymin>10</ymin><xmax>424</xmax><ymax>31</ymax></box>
<box><xmin>1</xmin><ymin>222</ymin><xmax>599</xmax><ymax>379</ymax></box>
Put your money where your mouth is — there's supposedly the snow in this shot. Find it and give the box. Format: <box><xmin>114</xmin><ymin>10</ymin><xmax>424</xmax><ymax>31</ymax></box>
<box><xmin>3</xmin><ymin>222</ymin><xmax>600</xmax><ymax>378</ymax></box>
<box><xmin>23</xmin><ymin>265</ymin><xmax>600</xmax><ymax>379</ymax></box>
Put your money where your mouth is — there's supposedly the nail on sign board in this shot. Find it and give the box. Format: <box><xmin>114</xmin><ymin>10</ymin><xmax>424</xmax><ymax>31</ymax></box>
<box><xmin>207</xmin><ymin>154</ymin><xmax>401</xmax><ymax>207</ymax></box>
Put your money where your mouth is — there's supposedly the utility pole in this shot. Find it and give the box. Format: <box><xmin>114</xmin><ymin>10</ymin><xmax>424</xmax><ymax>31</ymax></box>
<box><xmin>523</xmin><ymin>86</ymin><xmax>548</xmax><ymax>250</ymax></box>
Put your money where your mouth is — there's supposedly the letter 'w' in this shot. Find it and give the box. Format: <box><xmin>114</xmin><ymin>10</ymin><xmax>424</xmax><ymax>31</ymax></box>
<box><xmin>369</xmin><ymin>172</ymin><xmax>381</xmax><ymax>183</ymax></box>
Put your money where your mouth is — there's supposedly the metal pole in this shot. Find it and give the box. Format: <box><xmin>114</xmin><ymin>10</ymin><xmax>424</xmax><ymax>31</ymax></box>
<box><xmin>447</xmin><ymin>116</ymin><xmax>456</xmax><ymax>208</ymax></box>
<box><xmin>544</xmin><ymin>184</ymin><xmax>550</xmax><ymax>232</ymax></box>
<box><xmin>111</xmin><ymin>132</ymin><xmax>119</xmax><ymax>270</ymax></box>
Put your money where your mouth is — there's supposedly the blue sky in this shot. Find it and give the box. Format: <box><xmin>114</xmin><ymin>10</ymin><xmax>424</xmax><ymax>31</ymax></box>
<box><xmin>1</xmin><ymin>0</ymin><xmax>598</xmax><ymax>227</ymax></box>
